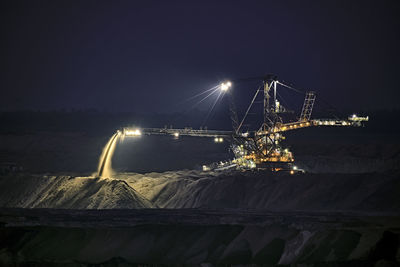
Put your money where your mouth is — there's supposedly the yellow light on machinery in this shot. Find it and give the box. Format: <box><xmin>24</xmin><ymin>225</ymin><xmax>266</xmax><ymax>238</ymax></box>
<box><xmin>174</xmin><ymin>132</ymin><xmax>179</xmax><ymax>137</ymax></box>
<box><xmin>125</xmin><ymin>129</ymin><xmax>142</xmax><ymax>136</ymax></box>
<box><xmin>202</xmin><ymin>165</ymin><xmax>210</xmax><ymax>171</ymax></box>
<box><xmin>348</xmin><ymin>114</ymin><xmax>369</xmax><ymax>122</ymax></box>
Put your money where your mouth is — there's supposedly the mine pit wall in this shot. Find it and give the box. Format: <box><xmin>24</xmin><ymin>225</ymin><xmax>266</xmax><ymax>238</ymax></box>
<box><xmin>0</xmin><ymin>223</ymin><xmax>399</xmax><ymax>265</ymax></box>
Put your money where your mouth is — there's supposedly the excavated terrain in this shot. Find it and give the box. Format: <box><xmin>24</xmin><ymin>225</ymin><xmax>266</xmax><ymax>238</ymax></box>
<box><xmin>0</xmin><ymin>130</ymin><xmax>399</xmax><ymax>265</ymax></box>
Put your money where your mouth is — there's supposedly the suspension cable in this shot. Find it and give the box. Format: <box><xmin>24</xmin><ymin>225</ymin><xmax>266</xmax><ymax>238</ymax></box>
<box><xmin>236</xmin><ymin>86</ymin><xmax>261</xmax><ymax>133</ymax></box>
<box><xmin>276</xmin><ymin>80</ymin><xmax>305</xmax><ymax>94</ymax></box>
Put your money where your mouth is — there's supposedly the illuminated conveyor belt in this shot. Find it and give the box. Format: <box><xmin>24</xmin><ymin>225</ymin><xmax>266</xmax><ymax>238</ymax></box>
<box><xmin>124</xmin><ymin>127</ymin><xmax>232</xmax><ymax>138</ymax></box>
<box><xmin>257</xmin><ymin>115</ymin><xmax>369</xmax><ymax>135</ymax></box>
<box><xmin>123</xmin><ymin>116</ymin><xmax>368</xmax><ymax>138</ymax></box>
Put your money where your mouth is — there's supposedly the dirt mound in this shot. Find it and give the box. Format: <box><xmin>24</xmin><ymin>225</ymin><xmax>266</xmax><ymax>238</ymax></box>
<box><xmin>0</xmin><ymin>175</ymin><xmax>153</xmax><ymax>209</ymax></box>
<box><xmin>1</xmin><ymin>169</ymin><xmax>399</xmax><ymax>211</ymax></box>
<box><xmin>118</xmin><ymin>170</ymin><xmax>400</xmax><ymax>211</ymax></box>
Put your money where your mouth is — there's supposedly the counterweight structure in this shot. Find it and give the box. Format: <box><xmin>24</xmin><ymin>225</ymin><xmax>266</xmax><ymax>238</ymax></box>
<box><xmin>123</xmin><ymin>75</ymin><xmax>368</xmax><ymax>172</ymax></box>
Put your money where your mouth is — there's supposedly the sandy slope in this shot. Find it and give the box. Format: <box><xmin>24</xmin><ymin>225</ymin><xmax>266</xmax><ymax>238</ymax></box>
<box><xmin>0</xmin><ymin>175</ymin><xmax>153</xmax><ymax>209</ymax></box>
<box><xmin>1</xmin><ymin>168</ymin><xmax>398</xmax><ymax>211</ymax></box>
<box><xmin>118</xmin><ymin>169</ymin><xmax>400</xmax><ymax>211</ymax></box>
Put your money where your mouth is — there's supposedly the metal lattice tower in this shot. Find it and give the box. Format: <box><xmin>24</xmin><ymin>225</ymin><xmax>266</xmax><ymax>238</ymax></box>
<box><xmin>299</xmin><ymin>91</ymin><xmax>316</xmax><ymax>121</ymax></box>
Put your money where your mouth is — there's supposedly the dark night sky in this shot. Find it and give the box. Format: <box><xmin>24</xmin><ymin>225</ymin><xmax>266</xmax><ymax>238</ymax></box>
<box><xmin>1</xmin><ymin>0</ymin><xmax>399</xmax><ymax>113</ymax></box>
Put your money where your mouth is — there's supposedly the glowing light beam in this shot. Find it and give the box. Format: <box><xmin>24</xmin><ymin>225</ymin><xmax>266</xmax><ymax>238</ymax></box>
<box><xmin>183</xmin><ymin>85</ymin><xmax>220</xmax><ymax>103</ymax></box>
<box><xmin>185</xmin><ymin>87</ymin><xmax>221</xmax><ymax>113</ymax></box>
<box><xmin>202</xmin><ymin>89</ymin><xmax>223</xmax><ymax>126</ymax></box>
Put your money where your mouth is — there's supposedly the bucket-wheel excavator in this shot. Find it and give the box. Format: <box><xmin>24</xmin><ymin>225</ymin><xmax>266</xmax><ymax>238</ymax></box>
<box><xmin>123</xmin><ymin>74</ymin><xmax>368</xmax><ymax>172</ymax></box>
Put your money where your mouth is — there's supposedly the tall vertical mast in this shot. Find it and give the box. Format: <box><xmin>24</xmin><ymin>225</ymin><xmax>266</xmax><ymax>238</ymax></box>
<box><xmin>263</xmin><ymin>81</ymin><xmax>270</xmax><ymax>131</ymax></box>
<box><xmin>273</xmin><ymin>80</ymin><xmax>277</xmax><ymax>112</ymax></box>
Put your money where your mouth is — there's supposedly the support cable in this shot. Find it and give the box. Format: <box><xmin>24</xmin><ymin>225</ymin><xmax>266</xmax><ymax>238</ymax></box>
<box><xmin>276</xmin><ymin>81</ymin><xmax>305</xmax><ymax>94</ymax></box>
<box><xmin>236</xmin><ymin>86</ymin><xmax>261</xmax><ymax>134</ymax></box>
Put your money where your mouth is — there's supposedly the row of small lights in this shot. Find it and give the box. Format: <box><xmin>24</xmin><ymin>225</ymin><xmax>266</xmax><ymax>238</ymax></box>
<box><xmin>124</xmin><ymin>129</ymin><xmax>224</xmax><ymax>143</ymax></box>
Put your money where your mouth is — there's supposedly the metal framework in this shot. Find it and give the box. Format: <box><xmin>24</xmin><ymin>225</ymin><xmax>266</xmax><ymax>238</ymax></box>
<box><xmin>300</xmin><ymin>91</ymin><xmax>316</xmax><ymax>121</ymax></box>
<box><xmin>123</xmin><ymin>74</ymin><xmax>368</xmax><ymax>172</ymax></box>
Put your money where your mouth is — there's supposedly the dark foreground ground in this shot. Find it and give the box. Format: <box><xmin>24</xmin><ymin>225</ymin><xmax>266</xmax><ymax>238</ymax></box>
<box><xmin>1</xmin><ymin>208</ymin><xmax>399</xmax><ymax>266</ymax></box>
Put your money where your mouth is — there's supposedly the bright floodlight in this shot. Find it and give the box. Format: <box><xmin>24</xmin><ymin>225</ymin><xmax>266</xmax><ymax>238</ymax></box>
<box><xmin>220</xmin><ymin>81</ymin><xmax>232</xmax><ymax>91</ymax></box>
<box><xmin>125</xmin><ymin>129</ymin><xmax>142</xmax><ymax>136</ymax></box>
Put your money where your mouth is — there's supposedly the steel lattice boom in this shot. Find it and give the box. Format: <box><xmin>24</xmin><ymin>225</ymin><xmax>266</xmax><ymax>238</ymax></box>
<box><xmin>123</xmin><ymin>75</ymin><xmax>368</xmax><ymax>173</ymax></box>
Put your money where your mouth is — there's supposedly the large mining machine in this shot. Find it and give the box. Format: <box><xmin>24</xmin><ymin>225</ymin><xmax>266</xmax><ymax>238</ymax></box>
<box><xmin>123</xmin><ymin>74</ymin><xmax>368</xmax><ymax>172</ymax></box>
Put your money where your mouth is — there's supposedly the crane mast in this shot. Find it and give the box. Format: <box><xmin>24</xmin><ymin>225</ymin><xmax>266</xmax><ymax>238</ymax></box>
<box><xmin>230</xmin><ymin>75</ymin><xmax>368</xmax><ymax>171</ymax></box>
<box><xmin>122</xmin><ymin>74</ymin><xmax>369</xmax><ymax>173</ymax></box>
